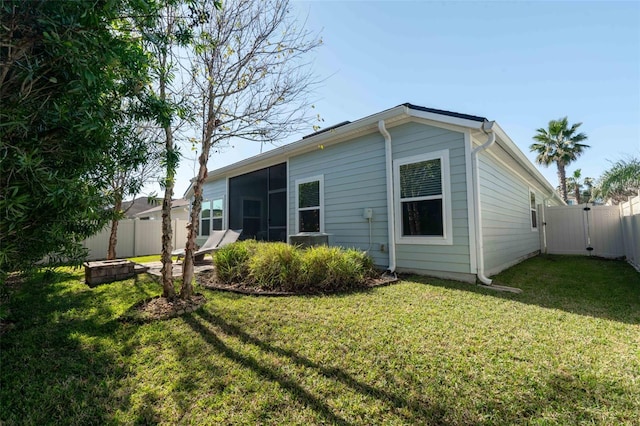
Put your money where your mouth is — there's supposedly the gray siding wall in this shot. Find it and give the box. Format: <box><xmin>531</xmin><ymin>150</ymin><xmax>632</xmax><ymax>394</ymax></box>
<box><xmin>477</xmin><ymin>142</ymin><xmax>553</xmax><ymax>275</ymax></box>
<box><xmin>200</xmin><ymin>120</ymin><xmax>473</xmax><ymax>278</ymax></box>
<box><xmin>288</xmin><ymin>132</ymin><xmax>389</xmax><ymax>266</ymax></box>
<box><xmin>202</xmin><ymin>178</ymin><xmax>227</xmax><ymax>202</ymax></box>
<box><xmin>391</xmin><ymin>122</ymin><xmax>471</xmax><ymax>276</ymax></box>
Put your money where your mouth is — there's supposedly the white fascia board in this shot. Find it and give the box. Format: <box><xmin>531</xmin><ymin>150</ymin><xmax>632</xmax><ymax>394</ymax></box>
<box><xmin>407</xmin><ymin>109</ymin><xmax>485</xmax><ymax>130</ymax></box>
<box><xmin>491</xmin><ymin>124</ymin><xmax>565</xmax><ymax>205</ymax></box>
<box><xmin>183</xmin><ymin>180</ymin><xmax>196</xmax><ymax>199</ymax></box>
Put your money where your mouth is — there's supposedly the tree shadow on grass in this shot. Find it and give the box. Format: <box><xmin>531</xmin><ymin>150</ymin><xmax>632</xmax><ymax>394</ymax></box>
<box><xmin>0</xmin><ymin>269</ymin><xmax>151</xmax><ymax>425</ymax></box>
<box><xmin>184</xmin><ymin>309</ymin><xmax>450</xmax><ymax>425</ymax></box>
<box><xmin>476</xmin><ymin>370</ymin><xmax>636</xmax><ymax>424</ymax></box>
<box><xmin>409</xmin><ymin>255</ymin><xmax>640</xmax><ymax>324</ymax></box>
<box><xmin>186</xmin><ymin>308</ymin><xmax>637</xmax><ymax>425</ymax></box>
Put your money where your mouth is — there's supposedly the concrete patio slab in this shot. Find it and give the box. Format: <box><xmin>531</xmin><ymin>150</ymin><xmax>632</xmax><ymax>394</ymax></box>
<box><xmin>141</xmin><ymin>260</ymin><xmax>214</xmax><ymax>278</ymax></box>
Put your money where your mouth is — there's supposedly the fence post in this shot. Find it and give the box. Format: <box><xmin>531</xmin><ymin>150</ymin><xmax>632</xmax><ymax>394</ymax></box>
<box><xmin>133</xmin><ymin>218</ymin><xmax>137</xmax><ymax>257</ymax></box>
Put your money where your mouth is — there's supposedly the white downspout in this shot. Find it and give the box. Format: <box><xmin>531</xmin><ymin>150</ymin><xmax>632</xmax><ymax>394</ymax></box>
<box><xmin>541</xmin><ymin>198</ymin><xmax>548</xmax><ymax>254</ymax></box>
<box><xmin>379</xmin><ymin>120</ymin><xmax>396</xmax><ymax>273</ymax></box>
<box><xmin>471</xmin><ymin>120</ymin><xmax>496</xmax><ymax>285</ymax></box>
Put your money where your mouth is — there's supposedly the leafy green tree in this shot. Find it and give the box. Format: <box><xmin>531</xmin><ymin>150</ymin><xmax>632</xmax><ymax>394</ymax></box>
<box><xmin>530</xmin><ymin>117</ymin><xmax>589</xmax><ymax>203</ymax></box>
<box><xmin>593</xmin><ymin>157</ymin><xmax>640</xmax><ymax>204</ymax></box>
<box><xmin>94</xmin><ymin>122</ymin><xmax>163</xmax><ymax>260</ymax></box>
<box><xmin>0</xmin><ymin>0</ymin><xmax>156</xmax><ymax>273</ymax></box>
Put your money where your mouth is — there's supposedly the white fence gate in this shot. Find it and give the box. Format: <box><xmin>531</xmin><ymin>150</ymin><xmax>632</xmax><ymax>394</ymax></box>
<box><xmin>543</xmin><ymin>205</ymin><xmax>625</xmax><ymax>258</ymax></box>
<box><xmin>542</xmin><ymin>195</ymin><xmax>640</xmax><ymax>271</ymax></box>
<box><xmin>82</xmin><ymin>219</ymin><xmax>189</xmax><ymax>260</ymax></box>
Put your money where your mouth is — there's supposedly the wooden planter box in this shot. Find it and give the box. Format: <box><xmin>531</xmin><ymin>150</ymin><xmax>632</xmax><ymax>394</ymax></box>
<box><xmin>84</xmin><ymin>259</ymin><xmax>135</xmax><ymax>287</ymax></box>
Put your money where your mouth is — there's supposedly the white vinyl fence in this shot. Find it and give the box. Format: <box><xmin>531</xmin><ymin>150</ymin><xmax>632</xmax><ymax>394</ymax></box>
<box><xmin>620</xmin><ymin>195</ymin><xmax>640</xmax><ymax>270</ymax></box>
<box><xmin>82</xmin><ymin>219</ymin><xmax>189</xmax><ymax>260</ymax></box>
<box><xmin>542</xmin><ymin>194</ymin><xmax>640</xmax><ymax>271</ymax></box>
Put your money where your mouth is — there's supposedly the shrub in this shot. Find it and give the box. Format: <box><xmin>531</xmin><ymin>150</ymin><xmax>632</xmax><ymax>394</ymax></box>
<box><xmin>300</xmin><ymin>246</ymin><xmax>375</xmax><ymax>292</ymax></box>
<box><xmin>298</xmin><ymin>245</ymin><xmax>337</xmax><ymax>290</ymax></box>
<box><xmin>248</xmin><ymin>242</ymin><xmax>301</xmax><ymax>291</ymax></box>
<box><xmin>214</xmin><ymin>241</ymin><xmax>375</xmax><ymax>293</ymax></box>
<box><xmin>343</xmin><ymin>248</ymin><xmax>375</xmax><ymax>276</ymax></box>
<box><xmin>214</xmin><ymin>240</ymin><xmax>259</xmax><ymax>283</ymax></box>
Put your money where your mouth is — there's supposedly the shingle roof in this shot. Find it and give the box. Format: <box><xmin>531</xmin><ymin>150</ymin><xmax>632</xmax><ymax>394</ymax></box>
<box><xmin>135</xmin><ymin>199</ymin><xmax>189</xmax><ymax>216</ymax></box>
<box><xmin>121</xmin><ymin>197</ymin><xmax>158</xmax><ymax>218</ymax></box>
<box><xmin>302</xmin><ymin>121</ymin><xmax>351</xmax><ymax>139</ymax></box>
<box><xmin>302</xmin><ymin>103</ymin><xmax>487</xmax><ymax>140</ymax></box>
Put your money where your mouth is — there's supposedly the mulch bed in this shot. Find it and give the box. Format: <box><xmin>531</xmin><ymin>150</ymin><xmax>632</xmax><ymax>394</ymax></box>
<box><xmin>121</xmin><ymin>293</ymin><xmax>207</xmax><ymax>323</ymax></box>
<box><xmin>196</xmin><ymin>271</ymin><xmax>399</xmax><ymax>296</ymax></box>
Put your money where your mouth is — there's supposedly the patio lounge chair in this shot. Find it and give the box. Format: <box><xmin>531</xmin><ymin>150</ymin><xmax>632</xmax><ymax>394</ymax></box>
<box><xmin>172</xmin><ymin>229</ymin><xmax>242</xmax><ymax>262</ymax></box>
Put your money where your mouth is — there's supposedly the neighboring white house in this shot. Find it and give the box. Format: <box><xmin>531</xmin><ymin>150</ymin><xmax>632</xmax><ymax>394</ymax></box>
<box><xmin>135</xmin><ymin>199</ymin><xmax>190</xmax><ymax>221</ymax></box>
<box><xmin>186</xmin><ymin>104</ymin><xmax>564</xmax><ymax>284</ymax></box>
<box><xmin>118</xmin><ymin>197</ymin><xmax>158</xmax><ymax>218</ymax></box>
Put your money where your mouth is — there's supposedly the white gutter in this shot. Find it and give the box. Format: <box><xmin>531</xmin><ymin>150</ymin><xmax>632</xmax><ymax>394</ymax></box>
<box><xmin>471</xmin><ymin>120</ymin><xmax>496</xmax><ymax>285</ymax></box>
<box><xmin>378</xmin><ymin>120</ymin><xmax>397</xmax><ymax>273</ymax></box>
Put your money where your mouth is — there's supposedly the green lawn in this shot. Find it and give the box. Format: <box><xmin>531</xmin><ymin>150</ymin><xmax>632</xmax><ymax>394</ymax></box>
<box><xmin>1</xmin><ymin>255</ymin><xmax>639</xmax><ymax>425</ymax></box>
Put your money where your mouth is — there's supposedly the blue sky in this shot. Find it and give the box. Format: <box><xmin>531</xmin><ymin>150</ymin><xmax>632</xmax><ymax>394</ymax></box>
<box><xmin>169</xmin><ymin>0</ymin><xmax>640</xmax><ymax>198</ymax></box>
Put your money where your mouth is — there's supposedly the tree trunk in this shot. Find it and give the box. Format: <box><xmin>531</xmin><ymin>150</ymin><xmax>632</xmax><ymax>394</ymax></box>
<box><xmin>160</xmin><ymin>123</ymin><xmax>176</xmax><ymax>300</ymax></box>
<box><xmin>180</xmin><ymin>168</ymin><xmax>204</xmax><ymax>298</ymax></box>
<box><xmin>107</xmin><ymin>196</ymin><xmax>122</xmax><ymax>260</ymax></box>
<box><xmin>157</xmin><ymin>15</ymin><xmax>177</xmax><ymax>301</ymax></box>
<box><xmin>557</xmin><ymin>162</ymin><xmax>568</xmax><ymax>203</ymax></box>
<box><xmin>575</xmin><ymin>183</ymin><xmax>581</xmax><ymax>205</ymax></box>
<box><xmin>181</xmin><ymin>82</ymin><xmax>218</xmax><ymax>299</ymax></box>
<box><xmin>160</xmin><ymin>192</ymin><xmax>175</xmax><ymax>299</ymax></box>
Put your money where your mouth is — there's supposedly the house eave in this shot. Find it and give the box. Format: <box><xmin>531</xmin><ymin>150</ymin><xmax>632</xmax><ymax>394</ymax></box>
<box><xmin>405</xmin><ymin>107</ymin><xmax>486</xmax><ymax>130</ymax></box>
<box><xmin>184</xmin><ymin>104</ymin><xmax>555</xmax><ymax>204</ymax></box>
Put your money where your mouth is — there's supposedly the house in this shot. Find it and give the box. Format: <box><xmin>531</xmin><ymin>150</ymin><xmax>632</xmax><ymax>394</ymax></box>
<box><xmin>120</xmin><ymin>197</ymin><xmax>159</xmax><ymax>218</ymax></box>
<box><xmin>134</xmin><ymin>199</ymin><xmax>190</xmax><ymax>221</ymax></box>
<box><xmin>186</xmin><ymin>103</ymin><xmax>564</xmax><ymax>284</ymax></box>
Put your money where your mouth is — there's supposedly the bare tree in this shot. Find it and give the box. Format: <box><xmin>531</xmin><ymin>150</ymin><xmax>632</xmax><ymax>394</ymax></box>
<box><xmin>179</xmin><ymin>0</ymin><xmax>322</xmax><ymax>296</ymax></box>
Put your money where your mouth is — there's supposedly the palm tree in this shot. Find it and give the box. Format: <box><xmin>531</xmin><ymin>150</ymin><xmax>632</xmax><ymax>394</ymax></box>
<box><xmin>566</xmin><ymin>169</ymin><xmax>584</xmax><ymax>204</ymax></box>
<box><xmin>592</xmin><ymin>157</ymin><xmax>640</xmax><ymax>204</ymax></box>
<box><xmin>530</xmin><ymin>117</ymin><xmax>589</xmax><ymax>203</ymax></box>
<box><xmin>582</xmin><ymin>176</ymin><xmax>595</xmax><ymax>202</ymax></box>
<box><xmin>565</xmin><ymin>169</ymin><xmax>594</xmax><ymax>204</ymax></box>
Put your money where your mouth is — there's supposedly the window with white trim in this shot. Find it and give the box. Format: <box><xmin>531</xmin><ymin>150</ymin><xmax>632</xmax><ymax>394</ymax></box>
<box><xmin>199</xmin><ymin>198</ymin><xmax>224</xmax><ymax>236</ymax></box>
<box><xmin>200</xmin><ymin>200</ymin><xmax>211</xmax><ymax>236</ymax></box>
<box><xmin>212</xmin><ymin>198</ymin><xmax>223</xmax><ymax>231</ymax></box>
<box><xmin>296</xmin><ymin>176</ymin><xmax>323</xmax><ymax>232</ymax></box>
<box><xmin>394</xmin><ymin>150</ymin><xmax>452</xmax><ymax>245</ymax></box>
<box><xmin>530</xmin><ymin>191</ymin><xmax>537</xmax><ymax>230</ymax></box>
